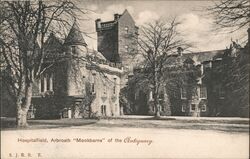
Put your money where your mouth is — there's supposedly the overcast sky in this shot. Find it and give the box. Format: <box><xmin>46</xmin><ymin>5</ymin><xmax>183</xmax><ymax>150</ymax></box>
<box><xmin>76</xmin><ymin>0</ymin><xmax>247</xmax><ymax>52</ymax></box>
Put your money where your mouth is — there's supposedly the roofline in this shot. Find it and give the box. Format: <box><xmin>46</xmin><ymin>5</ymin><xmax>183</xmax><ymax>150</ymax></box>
<box><xmin>186</xmin><ymin>49</ymin><xmax>226</xmax><ymax>55</ymax></box>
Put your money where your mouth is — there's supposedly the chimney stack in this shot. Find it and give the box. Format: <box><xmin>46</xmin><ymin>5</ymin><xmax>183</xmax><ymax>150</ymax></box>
<box><xmin>95</xmin><ymin>19</ymin><xmax>101</xmax><ymax>31</ymax></box>
<box><xmin>114</xmin><ymin>14</ymin><xmax>120</xmax><ymax>21</ymax></box>
<box><xmin>177</xmin><ymin>47</ymin><xmax>184</xmax><ymax>56</ymax></box>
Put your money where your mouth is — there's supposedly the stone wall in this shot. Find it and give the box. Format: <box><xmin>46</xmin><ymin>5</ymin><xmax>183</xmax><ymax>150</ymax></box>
<box><xmin>97</xmin><ymin>26</ymin><xmax>119</xmax><ymax>62</ymax></box>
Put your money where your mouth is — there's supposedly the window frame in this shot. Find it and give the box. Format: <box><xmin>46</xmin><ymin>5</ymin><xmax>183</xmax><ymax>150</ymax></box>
<box><xmin>71</xmin><ymin>45</ymin><xmax>76</xmax><ymax>54</ymax></box>
<box><xmin>201</xmin><ymin>104</ymin><xmax>206</xmax><ymax>112</ymax></box>
<box><xmin>190</xmin><ymin>104</ymin><xmax>196</xmax><ymax>112</ymax></box>
<box><xmin>200</xmin><ymin>85</ymin><xmax>207</xmax><ymax>99</ymax></box>
<box><xmin>181</xmin><ymin>87</ymin><xmax>187</xmax><ymax>99</ymax></box>
<box><xmin>218</xmin><ymin>86</ymin><xmax>225</xmax><ymax>99</ymax></box>
<box><xmin>113</xmin><ymin>78</ymin><xmax>117</xmax><ymax>94</ymax></box>
<box><xmin>125</xmin><ymin>45</ymin><xmax>129</xmax><ymax>52</ymax></box>
<box><xmin>101</xmin><ymin>105</ymin><xmax>106</xmax><ymax>116</ymax></box>
<box><xmin>181</xmin><ymin>103</ymin><xmax>186</xmax><ymax>112</ymax></box>
<box><xmin>46</xmin><ymin>74</ymin><xmax>50</xmax><ymax>91</ymax></box>
<box><xmin>40</xmin><ymin>76</ymin><xmax>45</xmax><ymax>93</ymax></box>
<box><xmin>125</xmin><ymin>26</ymin><xmax>129</xmax><ymax>34</ymax></box>
<box><xmin>91</xmin><ymin>83</ymin><xmax>95</xmax><ymax>94</ymax></box>
<box><xmin>103</xmin><ymin>84</ymin><xmax>107</xmax><ymax>95</ymax></box>
<box><xmin>149</xmin><ymin>90</ymin><xmax>153</xmax><ymax>101</ymax></box>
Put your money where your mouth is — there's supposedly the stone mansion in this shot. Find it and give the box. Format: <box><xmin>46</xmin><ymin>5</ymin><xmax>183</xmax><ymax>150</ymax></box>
<box><xmin>31</xmin><ymin>21</ymin><xmax>124</xmax><ymax>119</ymax></box>
<box><xmin>1</xmin><ymin>10</ymin><xmax>249</xmax><ymax>118</ymax></box>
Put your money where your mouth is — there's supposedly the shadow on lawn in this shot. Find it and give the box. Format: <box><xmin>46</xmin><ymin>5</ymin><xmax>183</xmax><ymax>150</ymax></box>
<box><xmin>1</xmin><ymin>118</ymin><xmax>98</xmax><ymax>131</ymax></box>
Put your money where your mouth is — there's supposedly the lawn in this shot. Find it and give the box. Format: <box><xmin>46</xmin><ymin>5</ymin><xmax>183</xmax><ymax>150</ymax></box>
<box><xmin>1</xmin><ymin>116</ymin><xmax>249</xmax><ymax>133</ymax></box>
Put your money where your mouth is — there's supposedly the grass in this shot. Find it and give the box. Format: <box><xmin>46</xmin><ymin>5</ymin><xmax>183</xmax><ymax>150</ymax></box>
<box><xmin>1</xmin><ymin>117</ymin><xmax>98</xmax><ymax>130</ymax></box>
<box><xmin>1</xmin><ymin>116</ymin><xmax>249</xmax><ymax>133</ymax></box>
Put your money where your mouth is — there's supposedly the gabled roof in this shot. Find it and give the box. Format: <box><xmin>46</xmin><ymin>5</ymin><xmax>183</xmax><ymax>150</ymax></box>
<box><xmin>165</xmin><ymin>49</ymin><xmax>225</xmax><ymax>66</ymax></box>
<box><xmin>97</xmin><ymin>9</ymin><xmax>135</xmax><ymax>29</ymax></box>
<box><xmin>44</xmin><ymin>33</ymin><xmax>63</xmax><ymax>51</ymax></box>
<box><xmin>119</xmin><ymin>9</ymin><xmax>135</xmax><ymax>24</ymax></box>
<box><xmin>182</xmin><ymin>50</ymin><xmax>225</xmax><ymax>63</ymax></box>
<box><xmin>64</xmin><ymin>21</ymin><xmax>87</xmax><ymax>46</ymax></box>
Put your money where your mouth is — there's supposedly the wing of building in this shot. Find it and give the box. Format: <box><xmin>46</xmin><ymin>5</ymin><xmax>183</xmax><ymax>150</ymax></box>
<box><xmin>30</xmin><ymin>21</ymin><xmax>123</xmax><ymax>119</ymax></box>
<box><xmin>129</xmin><ymin>33</ymin><xmax>249</xmax><ymax>117</ymax></box>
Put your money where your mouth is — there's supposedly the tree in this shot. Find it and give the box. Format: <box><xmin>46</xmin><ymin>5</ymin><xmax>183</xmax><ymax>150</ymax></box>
<box><xmin>208</xmin><ymin>0</ymin><xmax>249</xmax><ymax>117</ymax></box>
<box><xmin>222</xmin><ymin>44</ymin><xmax>249</xmax><ymax>117</ymax></box>
<box><xmin>137</xmin><ymin>19</ymin><xmax>190</xmax><ymax>117</ymax></box>
<box><xmin>0</xmin><ymin>1</ymin><xmax>86</xmax><ymax>127</ymax></box>
<box><xmin>208</xmin><ymin>0</ymin><xmax>250</xmax><ymax>33</ymax></box>
<box><xmin>79</xmin><ymin>81</ymin><xmax>97</xmax><ymax>118</ymax></box>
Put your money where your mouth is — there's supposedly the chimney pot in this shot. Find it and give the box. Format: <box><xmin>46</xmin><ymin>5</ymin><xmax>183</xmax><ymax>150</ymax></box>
<box><xmin>177</xmin><ymin>47</ymin><xmax>184</xmax><ymax>56</ymax></box>
<box><xmin>95</xmin><ymin>18</ymin><xmax>101</xmax><ymax>30</ymax></box>
<box><xmin>114</xmin><ymin>14</ymin><xmax>120</xmax><ymax>20</ymax></box>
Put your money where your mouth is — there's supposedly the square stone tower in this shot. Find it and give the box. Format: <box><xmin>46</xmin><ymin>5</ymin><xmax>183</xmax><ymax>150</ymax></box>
<box><xmin>96</xmin><ymin>9</ymin><xmax>139</xmax><ymax>85</ymax></box>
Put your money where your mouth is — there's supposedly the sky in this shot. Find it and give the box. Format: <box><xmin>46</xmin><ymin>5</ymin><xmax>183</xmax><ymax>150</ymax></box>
<box><xmin>76</xmin><ymin>0</ymin><xmax>247</xmax><ymax>52</ymax></box>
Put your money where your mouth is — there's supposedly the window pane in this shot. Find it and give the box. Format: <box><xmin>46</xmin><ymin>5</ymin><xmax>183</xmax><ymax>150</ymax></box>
<box><xmin>191</xmin><ymin>104</ymin><xmax>196</xmax><ymax>111</ymax></box>
<box><xmin>72</xmin><ymin>46</ymin><xmax>76</xmax><ymax>54</ymax></box>
<box><xmin>192</xmin><ymin>87</ymin><xmax>199</xmax><ymax>99</ymax></box>
<box><xmin>201</xmin><ymin>105</ymin><xmax>206</xmax><ymax>112</ymax></box>
<box><xmin>103</xmin><ymin>84</ymin><xmax>107</xmax><ymax>94</ymax></box>
<box><xmin>113</xmin><ymin>78</ymin><xmax>116</xmax><ymax>94</ymax></box>
<box><xmin>219</xmin><ymin>86</ymin><xmax>225</xmax><ymax>98</ymax></box>
<box><xmin>91</xmin><ymin>83</ymin><xmax>95</xmax><ymax>93</ymax></box>
<box><xmin>46</xmin><ymin>74</ymin><xmax>50</xmax><ymax>91</ymax></box>
<box><xmin>41</xmin><ymin>77</ymin><xmax>44</xmax><ymax>92</ymax></box>
<box><xmin>125</xmin><ymin>27</ymin><xmax>129</xmax><ymax>33</ymax></box>
<box><xmin>200</xmin><ymin>86</ymin><xmax>207</xmax><ymax>98</ymax></box>
<box><xmin>182</xmin><ymin>103</ymin><xmax>186</xmax><ymax>112</ymax></box>
<box><xmin>181</xmin><ymin>88</ymin><xmax>187</xmax><ymax>99</ymax></box>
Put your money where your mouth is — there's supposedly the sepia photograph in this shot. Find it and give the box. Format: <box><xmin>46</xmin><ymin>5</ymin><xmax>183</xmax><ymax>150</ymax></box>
<box><xmin>0</xmin><ymin>0</ymin><xmax>249</xmax><ymax>158</ymax></box>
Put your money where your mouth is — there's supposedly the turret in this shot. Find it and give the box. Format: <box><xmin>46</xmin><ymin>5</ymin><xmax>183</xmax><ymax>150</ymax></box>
<box><xmin>64</xmin><ymin>20</ymin><xmax>87</xmax><ymax>55</ymax></box>
<box><xmin>64</xmin><ymin>21</ymin><xmax>87</xmax><ymax>47</ymax></box>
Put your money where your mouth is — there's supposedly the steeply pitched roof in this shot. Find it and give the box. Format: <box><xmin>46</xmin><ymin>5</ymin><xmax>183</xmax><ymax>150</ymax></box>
<box><xmin>44</xmin><ymin>33</ymin><xmax>63</xmax><ymax>51</ymax></box>
<box><xmin>182</xmin><ymin>50</ymin><xmax>225</xmax><ymax>63</ymax></box>
<box><xmin>165</xmin><ymin>50</ymin><xmax>225</xmax><ymax>66</ymax></box>
<box><xmin>64</xmin><ymin>21</ymin><xmax>87</xmax><ymax>46</ymax></box>
<box><xmin>119</xmin><ymin>9</ymin><xmax>135</xmax><ymax>24</ymax></box>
